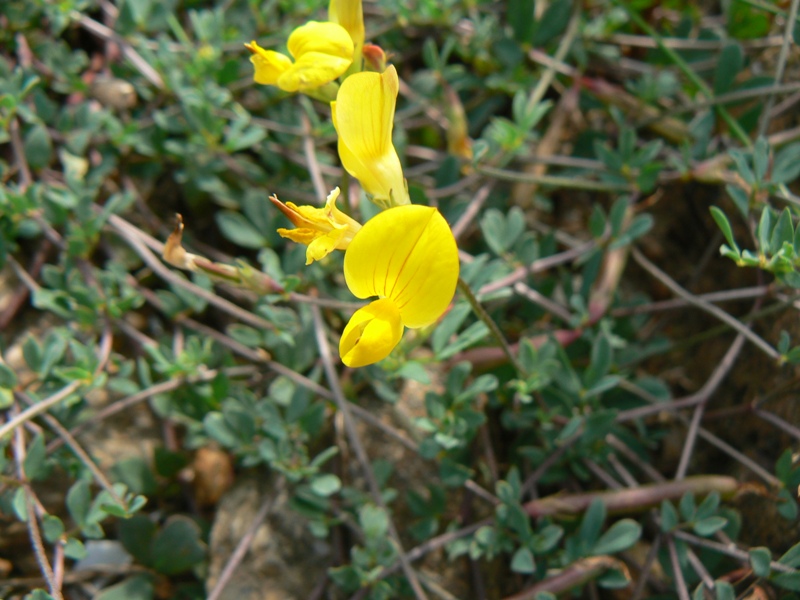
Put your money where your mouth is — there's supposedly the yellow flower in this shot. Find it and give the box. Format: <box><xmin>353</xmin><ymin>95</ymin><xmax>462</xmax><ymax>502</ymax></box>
<box><xmin>329</xmin><ymin>0</ymin><xmax>364</xmax><ymax>69</ymax></box>
<box><xmin>331</xmin><ymin>65</ymin><xmax>410</xmax><ymax>208</ymax></box>
<box><xmin>245</xmin><ymin>21</ymin><xmax>353</xmax><ymax>92</ymax></box>
<box><xmin>271</xmin><ymin>187</ymin><xmax>361</xmax><ymax>265</ymax></box>
<box><xmin>339</xmin><ymin>205</ymin><xmax>459</xmax><ymax>367</ymax></box>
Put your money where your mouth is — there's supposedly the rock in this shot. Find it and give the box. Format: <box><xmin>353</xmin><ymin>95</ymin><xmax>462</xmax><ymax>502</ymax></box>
<box><xmin>206</xmin><ymin>473</ymin><xmax>330</xmax><ymax>600</ymax></box>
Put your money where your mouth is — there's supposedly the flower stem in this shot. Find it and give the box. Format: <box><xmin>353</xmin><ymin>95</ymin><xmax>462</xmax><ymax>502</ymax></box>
<box><xmin>457</xmin><ymin>277</ymin><xmax>525</xmax><ymax>376</ymax></box>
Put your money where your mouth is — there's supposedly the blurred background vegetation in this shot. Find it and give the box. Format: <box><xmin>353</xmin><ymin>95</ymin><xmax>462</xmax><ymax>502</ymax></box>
<box><xmin>2</xmin><ymin>0</ymin><xmax>800</xmax><ymax>598</ymax></box>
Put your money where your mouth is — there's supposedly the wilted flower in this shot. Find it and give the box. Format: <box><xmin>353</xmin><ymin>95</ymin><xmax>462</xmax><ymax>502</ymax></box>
<box><xmin>271</xmin><ymin>187</ymin><xmax>361</xmax><ymax>264</ymax></box>
<box><xmin>339</xmin><ymin>205</ymin><xmax>459</xmax><ymax>367</ymax></box>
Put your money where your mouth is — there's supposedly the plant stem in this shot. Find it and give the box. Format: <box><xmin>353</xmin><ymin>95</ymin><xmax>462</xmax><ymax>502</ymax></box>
<box><xmin>457</xmin><ymin>277</ymin><xmax>525</xmax><ymax>376</ymax></box>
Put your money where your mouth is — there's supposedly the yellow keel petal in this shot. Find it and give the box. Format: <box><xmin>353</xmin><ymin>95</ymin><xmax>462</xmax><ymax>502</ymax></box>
<box><xmin>339</xmin><ymin>298</ymin><xmax>403</xmax><ymax>367</ymax></box>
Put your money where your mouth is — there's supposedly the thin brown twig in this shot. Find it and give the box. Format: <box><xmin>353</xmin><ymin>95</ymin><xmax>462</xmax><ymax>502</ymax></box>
<box><xmin>9</xmin><ymin>117</ymin><xmax>33</xmax><ymax>189</ymax></box>
<box><xmin>610</xmin><ymin>286</ymin><xmax>772</xmax><ymax>317</ymax></box>
<box><xmin>672</xmin><ymin>530</ymin><xmax>797</xmax><ymax>574</ymax></box>
<box><xmin>12</xmin><ymin>417</ymin><xmax>63</xmax><ymax>600</ymax></box>
<box><xmin>310</xmin><ymin>305</ymin><xmax>429</xmax><ymax>600</ymax></box>
<box><xmin>0</xmin><ymin>382</ymin><xmax>83</xmax><ymax>442</ymax></box>
<box><xmin>666</xmin><ymin>535</ymin><xmax>691</xmax><ymax>600</ymax></box>
<box><xmin>108</xmin><ymin>216</ymin><xmax>276</xmax><ymax>331</ymax></box>
<box><xmin>301</xmin><ymin>110</ymin><xmax>328</xmax><ymax>200</ymax></box>
<box><xmin>753</xmin><ymin>407</ymin><xmax>800</xmax><ymax>441</ymax></box>
<box><xmin>631</xmin><ymin>249</ymin><xmax>779</xmax><ymax>360</ymax></box>
<box><xmin>630</xmin><ymin>533</ymin><xmax>662</xmax><ymax>600</ymax></box>
<box><xmin>71</xmin><ymin>11</ymin><xmax>164</xmax><ymax>88</ymax></box>
<box><xmin>451</xmin><ymin>182</ymin><xmax>494</xmax><ymax>241</ymax></box>
<box><xmin>478</xmin><ymin>240</ymin><xmax>596</xmax><ymax>296</ymax></box>
<box><xmin>47</xmin><ymin>366</ymin><xmax>256</xmax><ymax>454</ymax></box>
<box><xmin>757</xmin><ymin>0</ymin><xmax>800</xmax><ymax>137</ymax></box>
<box><xmin>29</xmin><ymin>402</ymin><xmax>127</xmax><ymax>508</ymax></box>
<box><xmin>674</xmin><ymin>333</ymin><xmax>745</xmax><ymax>480</ymax></box>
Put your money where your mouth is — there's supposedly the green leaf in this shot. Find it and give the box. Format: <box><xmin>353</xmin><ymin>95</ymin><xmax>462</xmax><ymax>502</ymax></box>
<box><xmin>715</xmin><ymin>581</ymin><xmax>735</xmax><ymax>600</ymax></box>
<box><xmin>94</xmin><ymin>575</ymin><xmax>154</xmax><ymax>600</ymax></box>
<box><xmin>215</xmin><ymin>211</ymin><xmax>267</xmax><ymax>249</ymax></box>
<box><xmin>757</xmin><ymin>207</ymin><xmax>772</xmax><ymax>254</ymax></box>
<box><xmin>753</xmin><ymin>137</ymin><xmax>770</xmax><ymax>181</ymax></box>
<box><xmin>24</xmin><ymin>124</ymin><xmax>53</xmax><ymax>170</ymax></box>
<box><xmin>110</xmin><ymin>457</ymin><xmax>157</xmax><ymax>496</ymax></box>
<box><xmin>579</xmin><ymin>498</ymin><xmax>606</xmax><ymax>547</ymax></box>
<box><xmin>531</xmin><ymin>524</ymin><xmax>563</xmax><ymax>554</ymax></box>
<box><xmin>583</xmin><ymin>335</ymin><xmax>611</xmax><ymax>388</ymax></box>
<box><xmin>779</xmin><ymin>540</ymin><xmax>800</xmax><ymax>568</ymax></box>
<box><xmin>432</xmin><ymin>303</ymin><xmax>470</xmax><ymax>354</ymax></box>
<box><xmin>359</xmin><ymin>504</ymin><xmax>389</xmax><ymax>540</ymax></box>
<box><xmin>0</xmin><ymin>362</ymin><xmax>17</xmax><ymax>389</ymax></box>
<box><xmin>692</xmin><ymin>516</ymin><xmax>727</xmax><ymax>536</ymax></box>
<box><xmin>480</xmin><ymin>207</ymin><xmax>525</xmax><ymax>255</ymax></box>
<box><xmin>511</xmin><ymin>547</ymin><xmax>536</xmax><ymax>574</ymax></box>
<box><xmin>436</xmin><ymin>321</ymin><xmax>490</xmax><ymax>360</ymax></box>
<box><xmin>394</xmin><ymin>362</ymin><xmax>431</xmax><ymax>384</ymax></box>
<box><xmin>679</xmin><ymin>491</ymin><xmax>696</xmax><ymax>522</ymax></box>
<box><xmin>64</xmin><ymin>537</ymin><xmax>87</xmax><ymax>560</ymax></box>
<box><xmin>772</xmin><ymin>571</ymin><xmax>800</xmax><ymax>592</ymax></box>
<box><xmin>770</xmin><ymin>208</ymin><xmax>794</xmax><ymax>253</ymax></box>
<box><xmin>695</xmin><ymin>490</ymin><xmax>720</xmax><ymax>520</ymax></box>
<box><xmin>709</xmin><ymin>207</ymin><xmax>740</xmax><ymax>255</ymax></box>
<box><xmin>597</xmin><ymin>567</ymin><xmax>632</xmax><ymax>589</ymax></box>
<box><xmin>713</xmin><ymin>43</ymin><xmax>743</xmax><ymax>94</ymax></box>
<box><xmin>608</xmin><ymin>197</ymin><xmax>628</xmax><ymax>237</ymax></box>
<box><xmin>508</xmin><ymin>0</ymin><xmax>535</xmax><ymax>44</ymax></box>
<box><xmin>203</xmin><ymin>412</ymin><xmax>240</xmax><ymax>447</ymax></box>
<box><xmin>66</xmin><ymin>480</ymin><xmax>91</xmax><ymax>527</ymax></box>
<box><xmin>24</xmin><ymin>591</ymin><xmax>56</xmax><ymax>600</ymax></box>
<box><xmin>310</xmin><ymin>474</ymin><xmax>341</xmax><ymax>497</ymax></box>
<box><xmin>772</xmin><ymin>142</ymin><xmax>800</xmax><ymax>184</ymax></box>
<box><xmin>726</xmin><ymin>184</ymin><xmax>750</xmax><ymax>218</ymax></box>
<box><xmin>118</xmin><ymin>514</ymin><xmax>156</xmax><ymax>565</ymax></box>
<box><xmin>12</xmin><ymin>487</ymin><xmax>28</xmax><ymax>521</ymax></box>
<box><xmin>532</xmin><ymin>0</ymin><xmax>572</xmax><ymax>46</ymax></box>
<box><xmin>22</xmin><ymin>337</ymin><xmax>42</xmax><ymax>373</ymax></box>
<box><xmin>23</xmin><ymin>434</ymin><xmax>49</xmax><ymax>481</ymax></box>
<box><xmin>749</xmin><ymin>546</ymin><xmax>772</xmax><ymax>577</ymax></box>
<box><xmin>660</xmin><ymin>500</ymin><xmax>678</xmax><ymax>532</ymax></box>
<box><xmin>590</xmin><ymin>519</ymin><xmax>641</xmax><ymax>555</ymax></box>
<box><xmin>42</xmin><ymin>514</ymin><xmax>64</xmax><ymax>543</ymax></box>
<box><xmin>150</xmin><ymin>516</ymin><xmax>206</xmax><ymax>575</ymax></box>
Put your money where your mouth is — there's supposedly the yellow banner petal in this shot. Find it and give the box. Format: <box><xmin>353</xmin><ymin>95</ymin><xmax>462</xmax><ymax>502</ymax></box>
<box><xmin>343</xmin><ymin>205</ymin><xmax>459</xmax><ymax>329</ymax></box>
<box><xmin>287</xmin><ymin>21</ymin><xmax>354</xmax><ymax>62</ymax></box>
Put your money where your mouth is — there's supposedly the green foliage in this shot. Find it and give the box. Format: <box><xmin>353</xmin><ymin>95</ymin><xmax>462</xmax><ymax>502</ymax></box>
<box><xmin>2</xmin><ymin>0</ymin><xmax>799</xmax><ymax>598</ymax></box>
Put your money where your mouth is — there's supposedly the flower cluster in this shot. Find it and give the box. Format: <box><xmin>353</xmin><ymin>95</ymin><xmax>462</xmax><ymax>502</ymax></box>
<box><xmin>246</xmin><ymin>0</ymin><xmax>459</xmax><ymax>367</ymax></box>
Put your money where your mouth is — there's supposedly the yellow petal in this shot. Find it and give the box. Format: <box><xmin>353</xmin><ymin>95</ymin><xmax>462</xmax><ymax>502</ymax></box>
<box><xmin>332</xmin><ymin>65</ymin><xmax>409</xmax><ymax>206</ymax></box>
<box><xmin>306</xmin><ymin>229</ymin><xmax>347</xmax><ymax>264</ymax></box>
<box><xmin>272</xmin><ymin>188</ymin><xmax>362</xmax><ymax>263</ymax></box>
<box><xmin>245</xmin><ymin>41</ymin><xmax>292</xmax><ymax>85</ymax></box>
<box><xmin>279</xmin><ymin>22</ymin><xmax>353</xmax><ymax>91</ymax></box>
<box><xmin>279</xmin><ymin>52</ymin><xmax>352</xmax><ymax>92</ymax></box>
<box><xmin>343</xmin><ymin>205</ymin><xmax>459</xmax><ymax>328</ymax></box>
<box><xmin>339</xmin><ymin>298</ymin><xmax>403</xmax><ymax>367</ymax></box>
<box><xmin>329</xmin><ymin>0</ymin><xmax>365</xmax><ymax>60</ymax></box>
<box><xmin>287</xmin><ymin>21</ymin><xmax>354</xmax><ymax>62</ymax></box>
